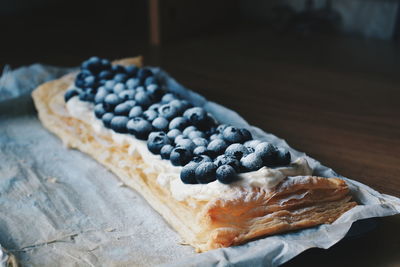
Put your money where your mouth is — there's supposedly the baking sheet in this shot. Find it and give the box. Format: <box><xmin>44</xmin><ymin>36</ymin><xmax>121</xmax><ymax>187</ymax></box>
<box><xmin>0</xmin><ymin>64</ymin><xmax>399</xmax><ymax>267</ymax></box>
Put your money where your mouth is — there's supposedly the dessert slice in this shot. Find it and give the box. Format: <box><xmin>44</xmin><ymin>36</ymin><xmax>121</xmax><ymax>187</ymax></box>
<box><xmin>32</xmin><ymin>56</ymin><xmax>356</xmax><ymax>252</ymax></box>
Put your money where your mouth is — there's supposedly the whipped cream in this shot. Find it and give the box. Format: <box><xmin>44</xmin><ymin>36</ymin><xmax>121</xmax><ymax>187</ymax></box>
<box><xmin>66</xmin><ymin>96</ymin><xmax>313</xmax><ymax>202</ymax></box>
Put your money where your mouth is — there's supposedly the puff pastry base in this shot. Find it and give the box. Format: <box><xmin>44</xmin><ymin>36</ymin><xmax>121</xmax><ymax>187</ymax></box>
<box><xmin>32</xmin><ymin>57</ymin><xmax>357</xmax><ymax>252</ymax></box>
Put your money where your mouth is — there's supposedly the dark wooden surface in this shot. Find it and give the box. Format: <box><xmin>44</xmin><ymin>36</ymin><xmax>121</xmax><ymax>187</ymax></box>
<box><xmin>3</xmin><ymin>27</ymin><xmax>400</xmax><ymax>266</ymax></box>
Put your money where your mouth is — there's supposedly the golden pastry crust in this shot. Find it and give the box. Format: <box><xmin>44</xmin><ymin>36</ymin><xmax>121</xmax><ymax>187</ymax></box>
<box><xmin>32</xmin><ymin>57</ymin><xmax>356</xmax><ymax>252</ymax></box>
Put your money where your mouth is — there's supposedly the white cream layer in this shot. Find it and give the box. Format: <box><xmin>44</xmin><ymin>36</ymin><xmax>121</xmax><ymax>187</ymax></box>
<box><xmin>66</xmin><ymin>96</ymin><xmax>313</xmax><ymax>202</ymax></box>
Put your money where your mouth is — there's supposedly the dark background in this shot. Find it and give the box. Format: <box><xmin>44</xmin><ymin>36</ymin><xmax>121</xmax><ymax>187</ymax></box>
<box><xmin>1</xmin><ymin>0</ymin><xmax>400</xmax><ymax>266</ymax></box>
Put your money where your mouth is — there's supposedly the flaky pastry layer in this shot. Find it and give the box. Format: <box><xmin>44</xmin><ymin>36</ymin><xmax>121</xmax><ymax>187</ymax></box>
<box><xmin>32</xmin><ymin>57</ymin><xmax>356</xmax><ymax>252</ymax></box>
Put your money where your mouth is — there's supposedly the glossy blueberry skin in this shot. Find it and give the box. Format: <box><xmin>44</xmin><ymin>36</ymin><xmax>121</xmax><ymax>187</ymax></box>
<box><xmin>144</xmin><ymin>76</ymin><xmax>156</xmax><ymax>86</ymax></box>
<box><xmin>158</xmin><ymin>104</ymin><xmax>179</xmax><ymax>120</ymax></box>
<box><xmin>170</xmin><ymin>147</ymin><xmax>192</xmax><ymax>166</ymax></box>
<box><xmin>240</xmin><ymin>153</ymin><xmax>263</xmax><ymax>172</ymax></box>
<box><xmin>222</xmin><ymin>126</ymin><xmax>244</xmax><ymax>143</ymax></box>
<box><xmin>216</xmin><ymin>165</ymin><xmax>237</xmax><ymax>184</ymax></box>
<box><xmin>82</xmin><ymin>56</ymin><xmax>102</xmax><ymax>74</ymax></box>
<box><xmin>192</xmin><ymin>137</ymin><xmax>208</xmax><ymax>147</ymax></box>
<box><xmin>191</xmin><ymin>155</ymin><xmax>212</xmax><ymax>164</ymax></box>
<box><xmin>180</xmin><ymin>162</ymin><xmax>199</xmax><ymax>184</ymax></box>
<box><xmin>114</xmin><ymin>100</ymin><xmax>136</xmax><ymax>116</ymax></box>
<box><xmin>94</xmin><ymin>103</ymin><xmax>106</xmax><ymax>119</ymax></box>
<box><xmin>101</xmin><ymin>112</ymin><xmax>114</xmax><ymax>128</ymax></box>
<box><xmin>214</xmin><ymin>154</ymin><xmax>240</xmax><ymax>171</ymax></box>
<box><xmin>274</xmin><ymin>148</ymin><xmax>291</xmax><ymax>166</ymax></box>
<box><xmin>193</xmin><ymin>146</ymin><xmax>208</xmax><ymax>156</ymax></box>
<box><xmin>98</xmin><ymin>70</ymin><xmax>113</xmax><ymax>80</ymax></box>
<box><xmin>142</xmin><ymin>109</ymin><xmax>158</xmax><ymax>122</ymax></box>
<box><xmin>103</xmin><ymin>94</ymin><xmax>121</xmax><ymax>111</ymax></box>
<box><xmin>147</xmin><ymin>132</ymin><xmax>170</xmax><ymax>154</ymax></box>
<box><xmin>104</xmin><ymin>80</ymin><xmax>116</xmax><ymax>91</ymax></box>
<box><xmin>160</xmin><ymin>144</ymin><xmax>174</xmax><ymax>160</ymax></box>
<box><xmin>207</xmin><ymin>138</ymin><xmax>229</xmax><ymax>157</ymax></box>
<box><xmin>147</xmin><ymin>84</ymin><xmax>164</xmax><ymax>101</ymax></box>
<box><xmin>125</xmin><ymin>65</ymin><xmax>138</xmax><ymax>77</ymax></box>
<box><xmin>244</xmin><ymin>140</ymin><xmax>262</xmax><ymax>150</ymax></box>
<box><xmin>195</xmin><ymin>162</ymin><xmax>217</xmax><ymax>184</ymax></box>
<box><xmin>240</xmin><ymin>128</ymin><xmax>252</xmax><ymax>142</ymax></box>
<box><xmin>169</xmin><ymin>99</ymin><xmax>192</xmax><ymax>113</ymax></box>
<box><xmin>169</xmin><ymin>117</ymin><xmax>189</xmax><ymax>131</ymax></box>
<box><xmin>114</xmin><ymin>73</ymin><xmax>128</xmax><ymax>83</ymax></box>
<box><xmin>175</xmin><ymin>138</ymin><xmax>196</xmax><ymax>152</ymax></box>
<box><xmin>209</xmin><ymin>133</ymin><xmax>223</xmax><ymax>141</ymax></box>
<box><xmin>110</xmin><ymin>116</ymin><xmax>129</xmax><ymax>133</ymax></box>
<box><xmin>134</xmin><ymin>91</ymin><xmax>153</xmax><ymax>107</ymax></box>
<box><xmin>216</xmin><ymin>124</ymin><xmax>229</xmax><ymax>134</ymax></box>
<box><xmin>254</xmin><ymin>142</ymin><xmax>277</xmax><ymax>166</ymax></box>
<box><xmin>183</xmin><ymin>126</ymin><xmax>197</xmax><ymax>137</ymax></box>
<box><xmin>188</xmin><ymin>130</ymin><xmax>205</xmax><ymax>140</ymax></box>
<box><xmin>128</xmin><ymin>106</ymin><xmax>143</xmax><ymax>118</ymax></box>
<box><xmin>174</xmin><ymin>135</ymin><xmax>186</xmax><ymax>144</ymax></box>
<box><xmin>79</xmin><ymin>91</ymin><xmax>95</xmax><ymax>102</ymax></box>
<box><xmin>118</xmin><ymin>90</ymin><xmax>135</xmax><ymax>101</ymax></box>
<box><xmin>94</xmin><ymin>87</ymin><xmax>108</xmax><ymax>104</ymax></box>
<box><xmin>64</xmin><ymin>88</ymin><xmax>80</xmax><ymax>102</ymax></box>
<box><xmin>127</xmin><ymin>117</ymin><xmax>153</xmax><ymax>140</ymax></box>
<box><xmin>137</xmin><ymin>68</ymin><xmax>153</xmax><ymax>82</ymax></box>
<box><xmin>113</xmin><ymin>83</ymin><xmax>126</xmax><ymax>94</ymax></box>
<box><xmin>126</xmin><ymin>78</ymin><xmax>139</xmax><ymax>89</ymax></box>
<box><xmin>152</xmin><ymin>116</ymin><xmax>169</xmax><ymax>131</ymax></box>
<box><xmin>83</xmin><ymin>76</ymin><xmax>96</xmax><ymax>88</ymax></box>
<box><xmin>225</xmin><ymin>143</ymin><xmax>250</xmax><ymax>160</ymax></box>
<box><xmin>167</xmin><ymin>129</ymin><xmax>182</xmax><ymax>141</ymax></box>
<box><xmin>183</xmin><ymin>107</ymin><xmax>208</xmax><ymax>128</ymax></box>
<box><xmin>111</xmin><ymin>64</ymin><xmax>126</xmax><ymax>74</ymax></box>
<box><xmin>149</xmin><ymin>103</ymin><xmax>161</xmax><ymax>111</ymax></box>
<box><xmin>161</xmin><ymin>93</ymin><xmax>176</xmax><ymax>103</ymax></box>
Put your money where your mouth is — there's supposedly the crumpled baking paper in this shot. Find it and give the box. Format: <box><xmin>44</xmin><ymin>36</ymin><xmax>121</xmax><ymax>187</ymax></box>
<box><xmin>0</xmin><ymin>64</ymin><xmax>399</xmax><ymax>267</ymax></box>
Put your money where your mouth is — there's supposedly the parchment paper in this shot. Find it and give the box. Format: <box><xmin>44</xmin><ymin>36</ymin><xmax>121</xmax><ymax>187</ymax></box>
<box><xmin>0</xmin><ymin>64</ymin><xmax>399</xmax><ymax>267</ymax></box>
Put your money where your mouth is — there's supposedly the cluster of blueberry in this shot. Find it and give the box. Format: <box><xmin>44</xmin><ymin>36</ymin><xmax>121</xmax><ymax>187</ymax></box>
<box><xmin>65</xmin><ymin>57</ymin><xmax>291</xmax><ymax>185</ymax></box>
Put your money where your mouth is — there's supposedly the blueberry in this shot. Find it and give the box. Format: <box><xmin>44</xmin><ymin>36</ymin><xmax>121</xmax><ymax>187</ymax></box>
<box><xmin>183</xmin><ymin>107</ymin><xmax>208</xmax><ymax>128</ymax></box>
<box><xmin>100</xmin><ymin>59</ymin><xmax>111</xmax><ymax>70</ymax></box>
<box><xmin>104</xmin><ymin>94</ymin><xmax>121</xmax><ymax>111</ymax></box>
<box><xmin>160</xmin><ymin>144</ymin><xmax>174</xmax><ymax>160</ymax></box>
<box><xmin>135</xmin><ymin>91</ymin><xmax>153</xmax><ymax>107</ymax></box>
<box><xmin>112</xmin><ymin>64</ymin><xmax>126</xmax><ymax>74</ymax></box>
<box><xmin>110</xmin><ymin>116</ymin><xmax>129</xmax><ymax>133</ymax></box>
<box><xmin>98</xmin><ymin>70</ymin><xmax>113</xmax><ymax>80</ymax></box>
<box><xmin>161</xmin><ymin>93</ymin><xmax>176</xmax><ymax>103</ymax></box>
<box><xmin>175</xmin><ymin>138</ymin><xmax>196</xmax><ymax>152</ymax></box>
<box><xmin>82</xmin><ymin>56</ymin><xmax>102</xmax><ymax>73</ymax></box>
<box><xmin>104</xmin><ymin>80</ymin><xmax>116</xmax><ymax>91</ymax></box>
<box><xmin>214</xmin><ymin>155</ymin><xmax>240</xmax><ymax>171</ymax></box>
<box><xmin>254</xmin><ymin>142</ymin><xmax>277</xmax><ymax>166</ymax></box>
<box><xmin>244</xmin><ymin>140</ymin><xmax>262</xmax><ymax>150</ymax></box>
<box><xmin>136</xmin><ymin>86</ymin><xmax>145</xmax><ymax>93</ymax></box>
<box><xmin>126</xmin><ymin>78</ymin><xmax>139</xmax><ymax>89</ymax></box>
<box><xmin>113</xmin><ymin>83</ymin><xmax>126</xmax><ymax>94</ymax></box>
<box><xmin>94</xmin><ymin>87</ymin><xmax>108</xmax><ymax>104</ymax></box>
<box><xmin>114</xmin><ymin>101</ymin><xmax>136</xmax><ymax>116</ymax></box>
<box><xmin>240</xmin><ymin>128</ymin><xmax>252</xmax><ymax>142</ymax></box>
<box><xmin>79</xmin><ymin>91</ymin><xmax>94</xmax><ymax>102</ymax></box>
<box><xmin>240</xmin><ymin>153</ymin><xmax>263</xmax><ymax>172</ymax></box>
<box><xmin>64</xmin><ymin>88</ymin><xmax>80</xmax><ymax>102</ymax></box>
<box><xmin>137</xmin><ymin>68</ymin><xmax>153</xmax><ymax>82</ymax></box>
<box><xmin>195</xmin><ymin>162</ymin><xmax>217</xmax><ymax>184</ymax></box>
<box><xmin>127</xmin><ymin>117</ymin><xmax>153</xmax><ymax>140</ymax></box>
<box><xmin>275</xmin><ymin>148</ymin><xmax>291</xmax><ymax>166</ymax></box>
<box><xmin>94</xmin><ymin>103</ymin><xmax>106</xmax><ymax>118</ymax></box>
<box><xmin>170</xmin><ymin>147</ymin><xmax>192</xmax><ymax>166</ymax></box>
<box><xmin>147</xmin><ymin>84</ymin><xmax>164</xmax><ymax>101</ymax></box>
<box><xmin>102</xmin><ymin>112</ymin><xmax>114</xmax><ymax>127</ymax></box>
<box><xmin>167</xmin><ymin>129</ymin><xmax>182</xmax><ymax>141</ymax></box>
<box><xmin>225</xmin><ymin>143</ymin><xmax>250</xmax><ymax>160</ymax></box>
<box><xmin>188</xmin><ymin>130</ymin><xmax>205</xmax><ymax>140</ymax></box>
<box><xmin>183</xmin><ymin>126</ymin><xmax>197</xmax><ymax>137</ymax></box>
<box><xmin>74</xmin><ymin>78</ymin><xmax>84</xmax><ymax>88</ymax></box>
<box><xmin>118</xmin><ymin>90</ymin><xmax>135</xmax><ymax>101</ymax></box>
<box><xmin>191</xmin><ymin>155</ymin><xmax>212</xmax><ymax>164</ymax></box>
<box><xmin>207</xmin><ymin>138</ymin><xmax>229</xmax><ymax>157</ymax></box>
<box><xmin>152</xmin><ymin>117</ymin><xmax>169</xmax><ymax>131</ymax></box>
<box><xmin>147</xmin><ymin>132</ymin><xmax>170</xmax><ymax>154</ymax></box>
<box><xmin>128</xmin><ymin>106</ymin><xmax>143</xmax><ymax>118</ymax></box>
<box><xmin>142</xmin><ymin>109</ymin><xmax>158</xmax><ymax>122</ymax></box>
<box><xmin>193</xmin><ymin>146</ymin><xmax>208</xmax><ymax>156</ymax></box>
<box><xmin>216</xmin><ymin>124</ymin><xmax>229</xmax><ymax>134</ymax></box>
<box><xmin>83</xmin><ymin>76</ymin><xmax>96</xmax><ymax>88</ymax></box>
<box><xmin>114</xmin><ymin>73</ymin><xmax>128</xmax><ymax>83</ymax></box>
<box><xmin>180</xmin><ymin>162</ymin><xmax>199</xmax><ymax>184</ymax></box>
<box><xmin>125</xmin><ymin>65</ymin><xmax>138</xmax><ymax>77</ymax></box>
<box><xmin>145</xmin><ymin>76</ymin><xmax>156</xmax><ymax>86</ymax></box>
<box><xmin>192</xmin><ymin>137</ymin><xmax>208</xmax><ymax>147</ymax></box>
<box><xmin>158</xmin><ymin>104</ymin><xmax>179</xmax><ymax>120</ymax></box>
<box><xmin>149</xmin><ymin>103</ymin><xmax>161</xmax><ymax>111</ymax></box>
<box><xmin>174</xmin><ymin>135</ymin><xmax>185</xmax><ymax>144</ymax></box>
<box><xmin>216</xmin><ymin>165</ymin><xmax>237</xmax><ymax>184</ymax></box>
<box><xmin>169</xmin><ymin>117</ymin><xmax>189</xmax><ymax>131</ymax></box>
<box><xmin>169</xmin><ymin>99</ymin><xmax>191</xmax><ymax>114</ymax></box>
<box><xmin>209</xmin><ymin>133</ymin><xmax>222</xmax><ymax>141</ymax></box>
<box><xmin>222</xmin><ymin>126</ymin><xmax>248</xmax><ymax>143</ymax></box>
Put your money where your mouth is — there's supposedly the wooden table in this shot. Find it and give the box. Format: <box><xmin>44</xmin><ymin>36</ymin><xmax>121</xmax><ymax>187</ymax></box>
<box><xmin>3</xmin><ymin>27</ymin><xmax>400</xmax><ymax>266</ymax></box>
